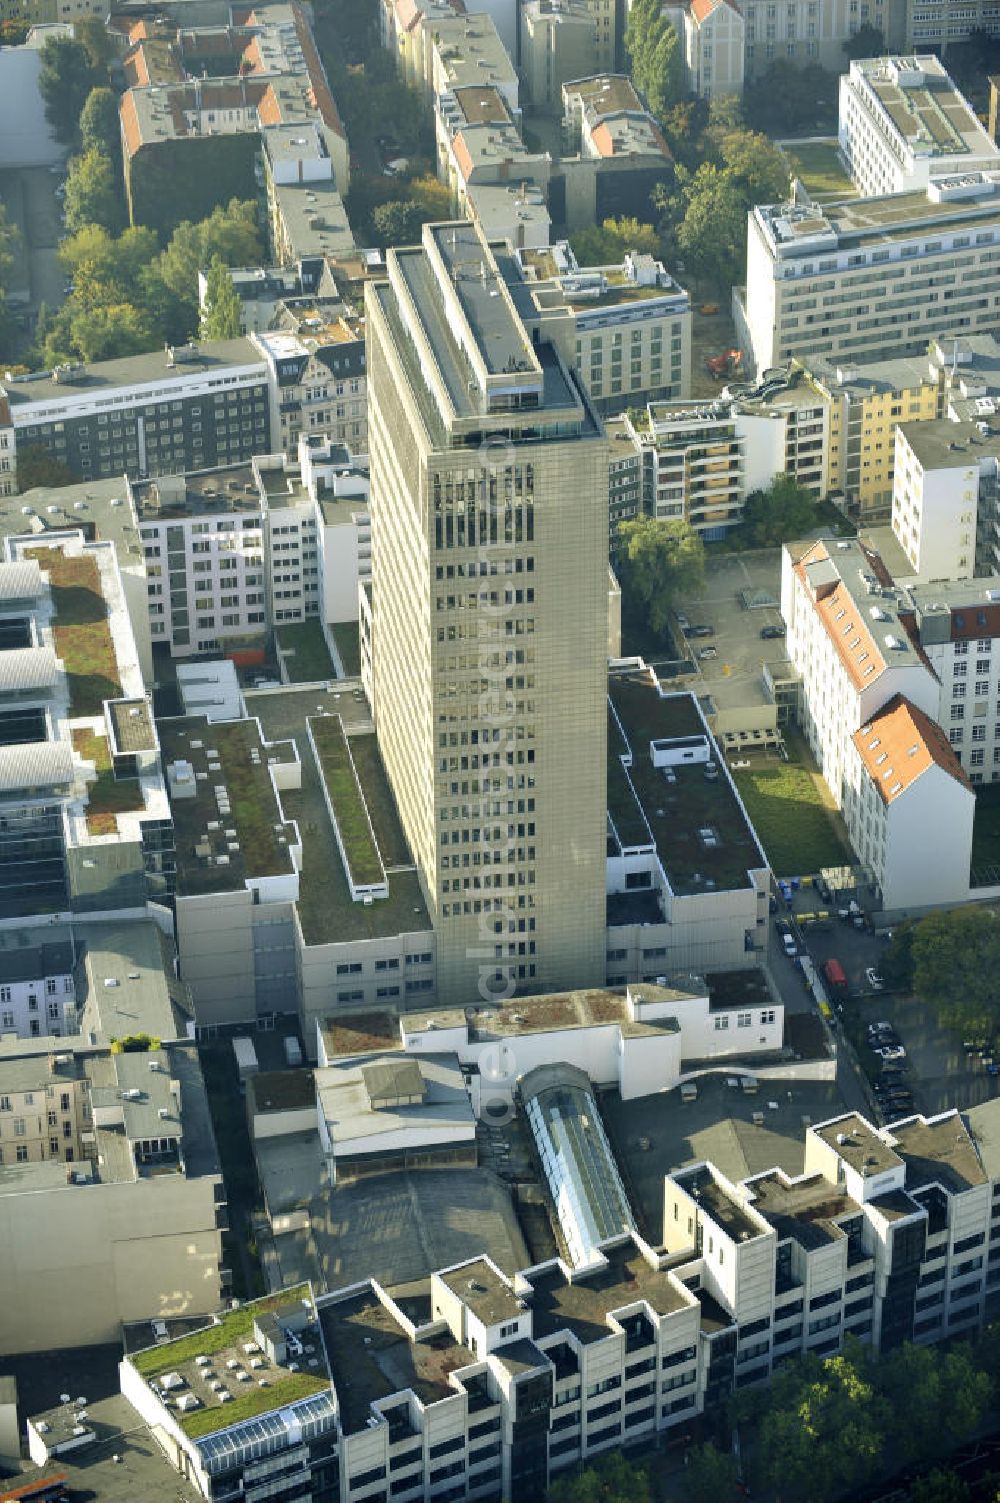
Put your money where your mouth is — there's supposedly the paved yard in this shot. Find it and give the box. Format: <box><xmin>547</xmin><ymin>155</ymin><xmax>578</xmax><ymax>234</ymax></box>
<box><xmin>843</xmin><ymin>989</ymin><xmax>1000</xmax><ymax>1121</ymax></box>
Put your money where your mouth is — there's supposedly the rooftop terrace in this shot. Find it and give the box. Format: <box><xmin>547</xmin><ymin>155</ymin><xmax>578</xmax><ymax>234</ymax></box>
<box><xmin>680</xmin><ymin>1165</ymin><xmax>765</xmax><ymax>1244</ymax></box>
<box><xmin>746</xmin><ymin>1170</ymin><xmax>859</xmax><ymax>1250</ymax></box>
<box><xmin>159</xmin><ymin>716</ymin><xmax>298</xmax><ymax>894</ymax></box>
<box><xmin>132</xmin><ymin>464</ymin><xmax>262</xmax><ymax>520</ymax></box>
<box><xmin>320</xmin><ymin>1290</ymin><xmax>474</xmax><ymax>1434</ymax></box>
<box><xmin>608</xmin><ymin>679</ymin><xmax>766</xmax><ymax>894</ymax></box>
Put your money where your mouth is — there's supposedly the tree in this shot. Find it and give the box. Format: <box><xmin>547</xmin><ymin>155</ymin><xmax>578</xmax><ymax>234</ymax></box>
<box><xmin>880</xmin><ymin>920</ymin><xmax>914</xmax><ymax>990</ymax></box>
<box><xmin>68</xmin><ymin>301</ymin><xmax>155</xmax><ymax>361</ymax></box>
<box><xmin>744</xmin><ymin>60</ymin><xmax>839</xmax><ymax>135</ymax></box>
<box><xmin>80</xmin><ymin>86</ymin><xmax>122</xmax><ymax>162</ymax></box>
<box><xmin>617</xmin><ymin>516</ymin><xmax>705</xmax><ymax>634</ymax></box>
<box><xmin>15</xmin><ymin>446</ymin><xmax>78</xmax><ymax>490</ymax></box>
<box><xmin>753</xmin><ymin>1348</ymin><xmax>888</xmax><ymax>1502</ymax></box>
<box><xmin>370</xmin><ymin>199</ymin><xmax>424</xmax><ymax>248</ymax></box>
<box><xmin>37</xmin><ymin>35</ymin><xmax>98</xmax><ymax>143</ymax></box>
<box><xmin>0</xmin><ymin>18</ymin><xmax>29</xmax><ymax>45</ymax></box>
<box><xmin>157</xmin><ymin>199</ymin><xmax>261</xmax><ymax>306</ymax></box>
<box><xmin>0</xmin><ymin>202</ymin><xmax>19</xmax><ymax>339</ymax></box>
<box><xmin>675</xmin><ymin>164</ymin><xmax>748</xmax><ymax>288</ymax></box>
<box><xmin>741</xmin><ymin>474</ymin><xmax>817</xmax><ymax>546</ymax></box>
<box><xmin>912</xmin><ymin>1473</ymin><xmax>970</xmax><ymax>1503</ymax></box>
<box><xmin>719</xmin><ymin>128</ymin><xmax>790</xmax><ymax>204</ymax></box>
<box><xmin>570</xmin><ymin>216</ymin><xmax>660</xmax><ymax>267</ymax></box>
<box><xmin>626</xmin><ymin>0</ymin><xmax>685</xmax><ymax>120</ymax></box>
<box><xmin>910</xmin><ymin>906</ymin><xmax>1000</xmax><ymax>1034</ymax></box>
<box><xmin>686</xmin><ymin>1441</ymin><xmax>739</xmax><ymax>1502</ymax></box>
<box><xmin>63</xmin><ymin>146</ymin><xmax>124</xmax><ymax>235</ymax></box>
<box><xmin>843</xmin><ymin>23</ymin><xmax>886</xmax><ymax>58</ymax></box>
<box><xmin>200</xmin><ymin>256</ymin><xmax>242</xmax><ymax>341</ymax></box>
<box><xmin>73</xmin><ymin>14</ymin><xmax>115</xmax><ymax>75</ymax></box>
<box><xmin>548</xmin><ymin>1451</ymin><xmax>651</xmax><ymax>1503</ymax></box>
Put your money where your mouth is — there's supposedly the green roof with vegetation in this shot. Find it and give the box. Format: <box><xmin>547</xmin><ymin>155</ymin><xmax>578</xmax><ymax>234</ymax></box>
<box><xmin>27</xmin><ymin>548</ymin><xmax>122</xmax><ymax>716</ymax></box>
<box><xmin>277</xmin><ymin>620</ymin><xmax>336</xmax><ymax>683</ymax></box>
<box><xmin>779</xmin><ymin>139</ymin><xmax>855</xmax><ymax>201</ymax></box>
<box><xmin>331</xmin><ymin>621</ymin><xmax>361</xmax><ymax>677</ymax></box>
<box><xmin>309</xmin><ymin>715</ymin><xmax>384</xmax><ymax>887</ymax></box>
<box><xmin>72</xmin><ymin>727</ymin><xmax>144</xmax><ymax>835</ymax></box>
<box><xmin>347</xmin><ymin>733</ymin><xmax>412</xmax><ymax>867</ymax></box>
<box><xmin>130</xmin><ymin>1284</ymin><xmax>329</xmax><ymax>1439</ymax></box>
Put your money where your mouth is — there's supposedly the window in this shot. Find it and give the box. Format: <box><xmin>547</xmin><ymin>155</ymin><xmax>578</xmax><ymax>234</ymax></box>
<box><xmin>760</xmin><ymin>1010</ymin><xmax>776</xmax><ymax>1025</ymax></box>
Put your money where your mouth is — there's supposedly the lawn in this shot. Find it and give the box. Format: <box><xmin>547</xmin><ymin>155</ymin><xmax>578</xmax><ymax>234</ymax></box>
<box><xmin>308</xmin><ymin>716</ymin><xmax>384</xmax><ymax>886</ymax></box>
<box><xmin>780</xmin><ymin>139</ymin><xmax>854</xmax><ymax>200</ymax></box>
<box><xmin>276</xmin><ymin>620</ymin><xmax>335</xmax><ymax>683</ymax></box>
<box><xmin>347</xmin><ymin>733</ymin><xmax>411</xmax><ymax>866</ymax></box>
<box><xmin>71</xmin><ymin>728</ymin><xmax>144</xmax><ymax>835</ymax></box>
<box><xmin>28</xmin><ymin>549</ymin><xmax>122</xmax><ymax>715</ymax></box>
<box><xmin>331</xmin><ymin>621</ymin><xmax>361</xmax><ymax>677</ymax></box>
<box><xmin>731</xmin><ymin>745</ymin><xmax>852</xmax><ymax>878</ymax></box>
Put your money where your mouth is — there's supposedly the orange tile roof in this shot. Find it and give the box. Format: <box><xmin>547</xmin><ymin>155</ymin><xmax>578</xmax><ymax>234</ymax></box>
<box><xmin>590</xmin><ymin>122</ymin><xmax>614</xmax><ymax>157</ymax></box>
<box><xmin>291</xmin><ymin>0</ymin><xmax>345</xmax><ymax>140</ymax></box>
<box><xmin>852</xmin><ymin>694</ymin><xmax>972</xmax><ymax>803</ymax></box>
<box><xmin>794</xmin><ymin>542</ymin><xmax>888</xmax><ymax>691</ymax></box>
<box><xmin>452</xmin><ymin>130</ymin><xmax>474</xmax><ymax>181</ymax></box>
<box><xmin>120</xmin><ymin>91</ymin><xmax>142</xmax><ymax>159</ymax></box>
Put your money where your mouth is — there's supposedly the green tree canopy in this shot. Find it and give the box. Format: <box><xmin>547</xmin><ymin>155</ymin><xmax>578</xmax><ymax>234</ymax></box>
<box><xmin>370</xmin><ymin>199</ymin><xmax>424</xmax><ymax>248</ymax></box>
<box><xmin>547</xmin><ymin>1451</ymin><xmax>651</xmax><ymax>1503</ymax></box>
<box><xmin>73</xmin><ymin>14</ymin><xmax>115</xmax><ymax>75</ymax></box>
<box><xmin>569</xmin><ymin>216</ymin><xmax>660</xmax><ymax>267</ymax></box>
<box><xmin>200</xmin><ymin>256</ymin><xmax>242</xmax><ymax>341</ymax></box>
<box><xmin>38</xmin><ymin>35</ymin><xmax>99</xmax><ymax>143</ymax></box>
<box><xmin>626</xmin><ymin>0</ymin><xmax>685</xmax><ymax>120</ymax></box>
<box><xmin>911</xmin><ymin>1472</ymin><xmax>970</xmax><ymax>1503</ymax></box>
<box><xmin>616</xmin><ymin>516</ymin><xmax>705</xmax><ymax>634</ymax></box>
<box><xmin>910</xmin><ymin>906</ymin><xmax>1000</xmax><ymax>1034</ymax></box>
<box><xmin>80</xmin><ymin>86</ymin><xmax>122</xmax><ymax>162</ymax></box>
<box><xmin>744</xmin><ymin>60</ymin><xmax>838</xmax><ymax>135</ymax></box>
<box><xmin>67</xmin><ymin>301</ymin><xmax>156</xmax><ymax>362</ymax></box>
<box><xmin>686</xmin><ymin>1441</ymin><xmax>739</xmax><ymax>1503</ymax></box>
<box><xmin>63</xmin><ymin>146</ymin><xmax>124</xmax><ymax>236</ymax></box>
<box><xmin>843</xmin><ymin>23</ymin><xmax>886</xmax><ymax>58</ymax></box>
<box><xmin>675</xmin><ymin>163</ymin><xmax>748</xmax><ymax>289</ymax></box>
<box><xmin>157</xmin><ymin>199</ymin><xmax>261</xmax><ymax>305</ymax></box>
<box><xmin>753</xmin><ymin>1347</ymin><xmax>889</xmax><ymax>1502</ymax></box>
<box><xmin>741</xmin><ymin>474</ymin><xmax>817</xmax><ymax>546</ymax></box>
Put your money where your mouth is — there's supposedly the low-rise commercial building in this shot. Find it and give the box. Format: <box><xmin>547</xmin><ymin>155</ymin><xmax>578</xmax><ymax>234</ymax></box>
<box><xmin>839</xmin><ymin>56</ymin><xmax>999</xmax><ymax>199</ymax></box>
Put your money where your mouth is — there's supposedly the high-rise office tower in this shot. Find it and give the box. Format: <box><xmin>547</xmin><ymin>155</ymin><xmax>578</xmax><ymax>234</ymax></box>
<box><xmin>365</xmin><ymin>221</ymin><xmax>609</xmax><ymax>1005</ymax></box>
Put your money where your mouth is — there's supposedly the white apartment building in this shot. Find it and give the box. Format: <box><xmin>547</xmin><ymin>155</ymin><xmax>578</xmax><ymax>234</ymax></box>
<box><xmin>625</xmin><ymin>366</ymin><xmax>830</xmax><ymax>540</ymax></box>
<box><xmin>740</xmin><ymin>173</ymin><xmax>1000</xmax><ymax>375</ymax></box>
<box><xmin>904</xmin><ymin>583</ymin><xmax>1000</xmax><ymax>796</ymax></box>
<box><xmin>843</xmin><ymin>694</ymin><xmax>974</xmax><ymax>908</ymax></box>
<box><xmin>839</xmin><ymin>56</ymin><xmax>1000</xmax><ymax>199</ymax></box>
<box><xmin>892</xmin><ymin>419</ymin><xmax>1000</xmax><ymax>584</ymax></box>
<box><xmin>781</xmin><ymin>537</ymin><xmax>940</xmax><ymax>800</ymax></box>
<box><xmin>663</xmin><ymin>0</ymin><xmax>745</xmax><ymax>99</ymax></box>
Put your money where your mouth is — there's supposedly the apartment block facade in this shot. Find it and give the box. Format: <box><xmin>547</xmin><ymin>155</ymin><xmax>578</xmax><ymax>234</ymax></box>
<box><xmin>365</xmin><ymin>220</ymin><xmax>609</xmax><ymax>1005</ymax></box>
<box><xmin>0</xmin><ymin>341</ymin><xmax>271</xmax><ymax>494</ymax></box>
<box><xmin>741</xmin><ymin>175</ymin><xmax>1000</xmax><ymax>375</ymax></box>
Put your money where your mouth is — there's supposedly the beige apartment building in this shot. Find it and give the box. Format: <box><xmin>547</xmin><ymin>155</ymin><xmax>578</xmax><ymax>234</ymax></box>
<box><xmin>366</xmin><ymin>221</ymin><xmax>609</xmax><ymax>1005</ymax></box>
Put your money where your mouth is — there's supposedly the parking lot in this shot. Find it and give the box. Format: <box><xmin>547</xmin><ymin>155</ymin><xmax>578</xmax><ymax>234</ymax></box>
<box><xmin>673</xmin><ymin>551</ymin><xmax>789</xmax><ymax>696</ymax></box>
<box><xmin>844</xmin><ymin>990</ymin><xmax>1000</xmax><ymax>1123</ymax></box>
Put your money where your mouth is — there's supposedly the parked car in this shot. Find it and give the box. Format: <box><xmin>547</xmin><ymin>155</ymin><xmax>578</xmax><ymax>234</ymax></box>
<box><xmin>865</xmin><ymin>967</ymin><xmax>884</xmax><ymax>991</ymax></box>
<box><xmin>782</xmin><ymin>933</ymin><xmax>798</xmax><ymax>957</ymax></box>
<box><xmin>874</xmin><ymin>1044</ymin><xmax>906</xmax><ymax>1061</ymax></box>
<box><xmin>676</xmin><ymin>612</ymin><xmax>690</xmax><ymax>630</ymax></box>
<box><xmin>760</xmin><ymin>624</ymin><xmax>786</xmax><ymax>639</ymax></box>
<box><xmin>698</xmin><ymin>646</ymin><xmax>718</xmax><ymax>661</ymax></box>
<box><xmin>687</xmin><ymin>624</ymin><xmax>714</xmax><ymax>638</ymax></box>
<box><xmin>775</xmin><ymin>916</ymin><xmax>791</xmax><ymax>935</ymax></box>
